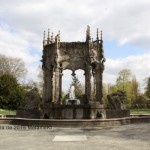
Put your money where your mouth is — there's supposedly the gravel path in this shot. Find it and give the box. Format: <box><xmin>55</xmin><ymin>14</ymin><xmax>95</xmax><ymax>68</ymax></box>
<box><xmin>0</xmin><ymin>123</ymin><xmax>150</xmax><ymax>150</ymax></box>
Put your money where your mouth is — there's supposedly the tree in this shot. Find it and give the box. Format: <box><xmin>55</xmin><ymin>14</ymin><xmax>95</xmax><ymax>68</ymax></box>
<box><xmin>116</xmin><ymin>69</ymin><xmax>132</xmax><ymax>108</ymax></box>
<box><xmin>109</xmin><ymin>84</ymin><xmax>119</xmax><ymax>93</ymax></box>
<box><xmin>131</xmin><ymin>75</ymin><xmax>139</xmax><ymax>102</ymax></box>
<box><xmin>145</xmin><ymin>77</ymin><xmax>150</xmax><ymax>99</ymax></box>
<box><xmin>0</xmin><ymin>55</ymin><xmax>27</xmax><ymax>79</ymax></box>
<box><xmin>63</xmin><ymin>76</ymin><xmax>85</xmax><ymax>103</ymax></box>
<box><xmin>116</xmin><ymin>69</ymin><xmax>132</xmax><ymax>90</ymax></box>
<box><xmin>69</xmin><ymin>76</ymin><xmax>84</xmax><ymax>98</ymax></box>
<box><xmin>0</xmin><ymin>74</ymin><xmax>26</xmax><ymax>109</ymax></box>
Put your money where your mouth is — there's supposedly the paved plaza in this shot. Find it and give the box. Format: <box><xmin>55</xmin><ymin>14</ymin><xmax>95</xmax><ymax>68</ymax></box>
<box><xmin>0</xmin><ymin>123</ymin><xmax>150</xmax><ymax>150</ymax></box>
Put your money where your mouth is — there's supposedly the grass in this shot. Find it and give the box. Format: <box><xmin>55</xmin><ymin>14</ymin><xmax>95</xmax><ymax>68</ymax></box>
<box><xmin>130</xmin><ymin>109</ymin><xmax>150</xmax><ymax>114</ymax></box>
<box><xmin>0</xmin><ymin>109</ymin><xmax>16</xmax><ymax>115</ymax></box>
<box><xmin>0</xmin><ymin>108</ymin><xmax>150</xmax><ymax>116</ymax></box>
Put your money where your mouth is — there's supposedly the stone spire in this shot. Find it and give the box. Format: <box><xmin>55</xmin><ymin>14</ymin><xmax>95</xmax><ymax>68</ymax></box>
<box><xmin>58</xmin><ymin>30</ymin><xmax>60</xmax><ymax>42</ymax></box>
<box><xmin>47</xmin><ymin>28</ymin><xmax>50</xmax><ymax>44</ymax></box>
<box><xmin>43</xmin><ymin>30</ymin><xmax>47</xmax><ymax>46</ymax></box>
<box><xmin>101</xmin><ymin>30</ymin><xmax>103</xmax><ymax>42</ymax></box>
<box><xmin>96</xmin><ymin>28</ymin><xmax>99</xmax><ymax>41</ymax></box>
<box><xmin>100</xmin><ymin>30</ymin><xmax>104</xmax><ymax>56</ymax></box>
<box><xmin>86</xmin><ymin>25</ymin><xmax>91</xmax><ymax>41</ymax></box>
<box><xmin>51</xmin><ymin>32</ymin><xmax>54</xmax><ymax>43</ymax></box>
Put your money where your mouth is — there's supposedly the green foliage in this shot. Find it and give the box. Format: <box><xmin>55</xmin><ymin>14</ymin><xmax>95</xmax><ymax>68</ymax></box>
<box><xmin>131</xmin><ymin>94</ymin><xmax>147</xmax><ymax>108</ymax></box>
<box><xmin>131</xmin><ymin>76</ymin><xmax>140</xmax><ymax>103</ymax></box>
<box><xmin>62</xmin><ymin>93</ymin><xmax>69</xmax><ymax>104</ymax></box>
<box><xmin>102</xmin><ymin>83</ymin><xmax>108</xmax><ymax>100</ymax></box>
<box><xmin>109</xmin><ymin>85</ymin><xmax>119</xmax><ymax>93</ymax></box>
<box><xmin>145</xmin><ymin>77</ymin><xmax>150</xmax><ymax>98</ymax></box>
<box><xmin>116</xmin><ymin>69</ymin><xmax>131</xmax><ymax>89</ymax></box>
<box><xmin>0</xmin><ymin>109</ymin><xmax>16</xmax><ymax>115</ymax></box>
<box><xmin>102</xmin><ymin>83</ymin><xmax>109</xmax><ymax>108</ymax></box>
<box><xmin>0</xmin><ymin>74</ymin><xmax>26</xmax><ymax>110</ymax></box>
<box><xmin>130</xmin><ymin>109</ymin><xmax>150</xmax><ymax>114</ymax></box>
<box><xmin>106</xmin><ymin>69</ymin><xmax>149</xmax><ymax>109</ymax></box>
<box><xmin>116</xmin><ymin>69</ymin><xmax>132</xmax><ymax>108</ymax></box>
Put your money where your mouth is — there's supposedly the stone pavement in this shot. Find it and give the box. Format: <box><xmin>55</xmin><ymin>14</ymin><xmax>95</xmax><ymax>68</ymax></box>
<box><xmin>0</xmin><ymin>123</ymin><xmax>150</xmax><ymax>150</ymax></box>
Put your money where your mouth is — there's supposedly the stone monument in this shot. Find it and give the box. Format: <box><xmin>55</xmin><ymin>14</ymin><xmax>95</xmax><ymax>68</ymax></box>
<box><xmin>106</xmin><ymin>90</ymin><xmax>130</xmax><ymax>118</ymax></box>
<box><xmin>41</xmin><ymin>26</ymin><xmax>105</xmax><ymax>106</ymax></box>
<box><xmin>107</xmin><ymin>90</ymin><xmax>127</xmax><ymax>110</ymax></box>
<box><xmin>41</xmin><ymin>26</ymin><xmax>106</xmax><ymax>119</ymax></box>
<box><xmin>17</xmin><ymin>26</ymin><xmax>130</xmax><ymax>119</ymax></box>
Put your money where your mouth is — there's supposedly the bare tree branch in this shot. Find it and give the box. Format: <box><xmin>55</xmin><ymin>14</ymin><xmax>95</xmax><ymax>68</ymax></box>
<box><xmin>0</xmin><ymin>54</ymin><xmax>27</xmax><ymax>79</ymax></box>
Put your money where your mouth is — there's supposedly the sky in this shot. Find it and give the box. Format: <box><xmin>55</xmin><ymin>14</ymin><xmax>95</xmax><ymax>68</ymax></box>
<box><xmin>0</xmin><ymin>0</ymin><xmax>150</xmax><ymax>92</ymax></box>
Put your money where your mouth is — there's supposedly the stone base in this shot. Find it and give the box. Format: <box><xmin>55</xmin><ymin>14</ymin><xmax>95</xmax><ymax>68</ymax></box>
<box><xmin>105</xmin><ymin>109</ymin><xmax>130</xmax><ymax>118</ymax></box>
<box><xmin>17</xmin><ymin>109</ymin><xmax>41</xmax><ymax>119</ymax></box>
<box><xmin>43</xmin><ymin>103</ymin><xmax>130</xmax><ymax>119</ymax></box>
<box><xmin>16</xmin><ymin>105</ymin><xmax>130</xmax><ymax>119</ymax></box>
<box><xmin>43</xmin><ymin>103</ymin><xmax>105</xmax><ymax>119</ymax></box>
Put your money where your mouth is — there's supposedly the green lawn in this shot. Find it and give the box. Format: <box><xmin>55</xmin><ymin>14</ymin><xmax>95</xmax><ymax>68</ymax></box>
<box><xmin>130</xmin><ymin>109</ymin><xmax>150</xmax><ymax>114</ymax></box>
<box><xmin>0</xmin><ymin>109</ymin><xmax>16</xmax><ymax>115</ymax></box>
<box><xmin>0</xmin><ymin>108</ymin><xmax>150</xmax><ymax>116</ymax></box>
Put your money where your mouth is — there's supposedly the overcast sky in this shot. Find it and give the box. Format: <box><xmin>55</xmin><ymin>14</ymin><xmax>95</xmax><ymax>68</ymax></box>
<box><xmin>0</xmin><ymin>0</ymin><xmax>150</xmax><ymax>92</ymax></box>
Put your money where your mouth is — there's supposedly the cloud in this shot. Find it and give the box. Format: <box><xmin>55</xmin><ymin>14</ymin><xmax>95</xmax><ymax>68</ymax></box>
<box><xmin>104</xmin><ymin>52</ymin><xmax>150</xmax><ymax>91</ymax></box>
<box><xmin>0</xmin><ymin>23</ymin><xmax>40</xmax><ymax>62</ymax></box>
<box><xmin>0</xmin><ymin>0</ymin><xmax>150</xmax><ymax>92</ymax></box>
<box><xmin>100</xmin><ymin>0</ymin><xmax>150</xmax><ymax>49</ymax></box>
<box><xmin>1</xmin><ymin>0</ymin><xmax>150</xmax><ymax>45</ymax></box>
<box><xmin>0</xmin><ymin>22</ymin><xmax>41</xmax><ymax>82</ymax></box>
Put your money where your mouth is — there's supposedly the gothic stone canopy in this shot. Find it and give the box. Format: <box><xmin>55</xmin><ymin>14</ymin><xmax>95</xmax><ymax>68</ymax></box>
<box><xmin>42</xmin><ymin>26</ymin><xmax>105</xmax><ymax>105</ymax></box>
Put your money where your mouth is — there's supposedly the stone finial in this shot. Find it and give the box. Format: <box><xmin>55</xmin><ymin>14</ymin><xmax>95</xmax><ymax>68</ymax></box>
<box><xmin>43</xmin><ymin>30</ymin><xmax>46</xmax><ymax>46</ymax></box>
<box><xmin>58</xmin><ymin>30</ymin><xmax>60</xmax><ymax>42</ymax></box>
<box><xmin>101</xmin><ymin>30</ymin><xmax>103</xmax><ymax>41</ymax></box>
<box><xmin>100</xmin><ymin>30</ymin><xmax>104</xmax><ymax>56</ymax></box>
<box><xmin>86</xmin><ymin>25</ymin><xmax>91</xmax><ymax>41</ymax></box>
<box><xmin>51</xmin><ymin>32</ymin><xmax>54</xmax><ymax>43</ymax></box>
<box><xmin>44</xmin><ymin>30</ymin><xmax>46</xmax><ymax>40</ymax></box>
<box><xmin>55</xmin><ymin>34</ymin><xmax>60</xmax><ymax>45</ymax></box>
<box><xmin>47</xmin><ymin>28</ymin><xmax>50</xmax><ymax>44</ymax></box>
<box><xmin>96</xmin><ymin>28</ymin><xmax>99</xmax><ymax>41</ymax></box>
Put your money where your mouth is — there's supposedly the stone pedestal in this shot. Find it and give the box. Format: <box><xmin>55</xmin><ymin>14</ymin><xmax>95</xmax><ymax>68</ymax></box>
<box><xmin>105</xmin><ymin>109</ymin><xmax>130</xmax><ymax>118</ymax></box>
<box><xmin>42</xmin><ymin>103</ymin><xmax>105</xmax><ymax>119</ymax></box>
<box><xmin>42</xmin><ymin>102</ymin><xmax>130</xmax><ymax>119</ymax></box>
<box><xmin>17</xmin><ymin>109</ymin><xmax>41</xmax><ymax>119</ymax></box>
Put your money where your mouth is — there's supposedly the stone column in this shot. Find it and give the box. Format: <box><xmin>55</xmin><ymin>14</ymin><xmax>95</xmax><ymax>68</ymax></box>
<box><xmin>52</xmin><ymin>72</ymin><xmax>55</xmax><ymax>102</ymax></box>
<box><xmin>85</xmin><ymin>67</ymin><xmax>91</xmax><ymax>104</ymax></box>
<box><xmin>54</xmin><ymin>68</ymin><xmax>61</xmax><ymax>103</ymax></box>
<box><xmin>99</xmin><ymin>69</ymin><xmax>103</xmax><ymax>101</ymax></box>
<box><xmin>95</xmin><ymin>68</ymin><xmax>103</xmax><ymax>103</ymax></box>
<box><xmin>43</xmin><ymin>70</ymin><xmax>53</xmax><ymax>106</ymax></box>
<box><xmin>93</xmin><ymin>74</ymin><xmax>96</xmax><ymax>101</ymax></box>
<box><xmin>59</xmin><ymin>70</ymin><xmax>63</xmax><ymax>102</ymax></box>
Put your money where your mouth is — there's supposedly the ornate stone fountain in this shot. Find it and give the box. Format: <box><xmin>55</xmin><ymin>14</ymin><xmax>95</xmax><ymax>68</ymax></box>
<box><xmin>17</xmin><ymin>26</ymin><xmax>130</xmax><ymax>119</ymax></box>
<box><xmin>65</xmin><ymin>85</ymin><xmax>80</xmax><ymax>105</ymax></box>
